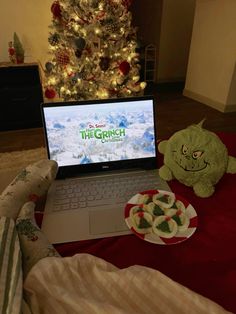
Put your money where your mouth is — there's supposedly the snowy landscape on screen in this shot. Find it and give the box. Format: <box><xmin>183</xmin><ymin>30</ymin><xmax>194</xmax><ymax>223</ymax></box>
<box><xmin>44</xmin><ymin>101</ymin><xmax>156</xmax><ymax>167</ymax></box>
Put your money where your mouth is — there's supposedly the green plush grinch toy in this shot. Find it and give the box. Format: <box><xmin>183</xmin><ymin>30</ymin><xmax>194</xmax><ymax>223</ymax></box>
<box><xmin>158</xmin><ymin>121</ymin><xmax>236</xmax><ymax>198</ymax></box>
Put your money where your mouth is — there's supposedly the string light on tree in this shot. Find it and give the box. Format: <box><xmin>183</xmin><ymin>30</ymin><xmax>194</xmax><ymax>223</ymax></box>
<box><xmin>44</xmin><ymin>0</ymin><xmax>146</xmax><ymax>101</ymax></box>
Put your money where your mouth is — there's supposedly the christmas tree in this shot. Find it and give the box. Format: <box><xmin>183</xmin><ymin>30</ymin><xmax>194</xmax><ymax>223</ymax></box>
<box><xmin>44</xmin><ymin>0</ymin><xmax>146</xmax><ymax>101</ymax></box>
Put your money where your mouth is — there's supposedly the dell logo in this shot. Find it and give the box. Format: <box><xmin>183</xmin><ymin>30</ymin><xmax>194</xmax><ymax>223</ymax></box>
<box><xmin>102</xmin><ymin>165</ymin><xmax>109</xmax><ymax>169</ymax></box>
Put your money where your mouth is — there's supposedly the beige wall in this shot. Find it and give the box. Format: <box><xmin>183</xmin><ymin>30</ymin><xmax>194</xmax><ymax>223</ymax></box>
<box><xmin>157</xmin><ymin>0</ymin><xmax>196</xmax><ymax>82</ymax></box>
<box><xmin>0</xmin><ymin>0</ymin><xmax>52</xmax><ymax>66</ymax></box>
<box><xmin>227</xmin><ymin>62</ymin><xmax>236</xmax><ymax>105</ymax></box>
<box><xmin>132</xmin><ymin>0</ymin><xmax>196</xmax><ymax>83</ymax></box>
<box><xmin>184</xmin><ymin>0</ymin><xmax>236</xmax><ymax>112</ymax></box>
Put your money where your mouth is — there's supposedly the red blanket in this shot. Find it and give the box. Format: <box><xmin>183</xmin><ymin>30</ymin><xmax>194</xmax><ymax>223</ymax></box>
<box><xmin>53</xmin><ymin>132</ymin><xmax>236</xmax><ymax>313</ymax></box>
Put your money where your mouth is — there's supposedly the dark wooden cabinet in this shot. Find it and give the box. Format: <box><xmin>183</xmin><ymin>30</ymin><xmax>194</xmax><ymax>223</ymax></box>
<box><xmin>0</xmin><ymin>63</ymin><xmax>44</xmax><ymax>131</ymax></box>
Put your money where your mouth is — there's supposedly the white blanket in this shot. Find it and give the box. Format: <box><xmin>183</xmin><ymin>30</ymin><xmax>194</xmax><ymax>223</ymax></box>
<box><xmin>24</xmin><ymin>253</ymin><xmax>231</xmax><ymax>314</ymax></box>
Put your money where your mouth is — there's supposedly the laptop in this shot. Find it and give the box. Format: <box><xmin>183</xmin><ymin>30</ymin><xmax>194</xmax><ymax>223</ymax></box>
<box><xmin>41</xmin><ymin>95</ymin><xmax>171</xmax><ymax>244</ymax></box>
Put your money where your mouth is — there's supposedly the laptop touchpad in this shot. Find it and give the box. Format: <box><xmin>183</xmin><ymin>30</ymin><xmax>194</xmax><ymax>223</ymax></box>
<box><xmin>89</xmin><ymin>207</ymin><xmax>129</xmax><ymax>235</ymax></box>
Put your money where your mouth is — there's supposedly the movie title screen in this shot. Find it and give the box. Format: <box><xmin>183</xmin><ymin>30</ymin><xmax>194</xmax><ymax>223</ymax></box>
<box><xmin>43</xmin><ymin>100</ymin><xmax>156</xmax><ymax>166</ymax></box>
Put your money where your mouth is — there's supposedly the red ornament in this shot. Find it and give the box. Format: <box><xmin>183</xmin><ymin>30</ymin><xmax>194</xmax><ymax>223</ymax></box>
<box><xmin>119</xmin><ymin>61</ymin><xmax>131</xmax><ymax>75</ymax></box>
<box><xmin>56</xmin><ymin>50</ymin><xmax>70</xmax><ymax>65</ymax></box>
<box><xmin>122</xmin><ymin>0</ymin><xmax>133</xmax><ymax>8</ymax></box>
<box><xmin>45</xmin><ymin>87</ymin><xmax>56</xmax><ymax>99</ymax></box>
<box><xmin>51</xmin><ymin>1</ymin><xmax>62</xmax><ymax>19</ymax></box>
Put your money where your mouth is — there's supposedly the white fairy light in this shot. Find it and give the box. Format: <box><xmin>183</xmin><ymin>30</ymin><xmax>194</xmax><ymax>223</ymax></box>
<box><xmin>98</xmin><ymin>3</ymin><xmax>104</xmax><ymax>10</ymax></box>
<box><xmin>95</xmin><ymin>28</ymin><xmax>101</xmax><ymax>35</ymax></box>
<box><xmin>132</xmin><ymin>75</ymin><xmax>140</xmax><ymax>82</ymax></box>
<box><xmin>140</xmin><ymin>82</ymin><xmax>147</xmax><ymax>89</ymax></box>
<box><xmin>48</xmin><ymin>77</ymin><xmax>57</xmax><ymax>85</ymax></box>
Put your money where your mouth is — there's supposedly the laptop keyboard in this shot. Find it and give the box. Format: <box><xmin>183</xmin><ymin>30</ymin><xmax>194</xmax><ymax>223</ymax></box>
<box><xmin>51</xmin><ymin>171</ymin><xmax>165</xmax><ymax>212</ymax></box>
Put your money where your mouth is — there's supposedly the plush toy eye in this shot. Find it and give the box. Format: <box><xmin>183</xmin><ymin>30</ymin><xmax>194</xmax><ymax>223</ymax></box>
<box><xmin>192</xmin><ymin>151</ymin><xmax>203</xmax><ymax>159</ymax></box>
<box><xmin>182</xmin><ymin>145</ymin><xmax>188</xmax><ymax>155</ymax></box>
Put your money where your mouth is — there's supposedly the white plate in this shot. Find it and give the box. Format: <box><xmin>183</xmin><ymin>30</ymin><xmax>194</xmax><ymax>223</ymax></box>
<box><xmin>124</xmin><ymin>190</ymin><xmax>198</xmax><ymax>245</ymax></box>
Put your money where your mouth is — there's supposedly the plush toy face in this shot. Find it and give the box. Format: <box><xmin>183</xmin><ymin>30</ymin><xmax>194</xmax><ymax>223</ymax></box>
<box><xmin>164</xmin><ymin>125</ymin><xmax>228</xmax><ymax>186</ymax></box>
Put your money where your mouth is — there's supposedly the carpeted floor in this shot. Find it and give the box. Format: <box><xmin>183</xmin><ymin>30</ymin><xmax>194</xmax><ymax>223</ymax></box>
<box><xmin>0</xmin><ymin>147</ymin><xmax>47</xmax><ymax>172</ymax></box>
<box><xmin>0</xmin><ymin>147</ymin><xmax>47</xmax><ymax>193</ymax></box>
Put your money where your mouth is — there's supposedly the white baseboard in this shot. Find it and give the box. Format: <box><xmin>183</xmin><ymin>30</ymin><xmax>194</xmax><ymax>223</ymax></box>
<box><xmin>183</xmin><ymin>89</ymin><xmax>236</xmax><ymax>113</ymax></box>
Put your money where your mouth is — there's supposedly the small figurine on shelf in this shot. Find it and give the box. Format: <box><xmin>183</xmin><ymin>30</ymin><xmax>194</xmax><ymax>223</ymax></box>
<box><xmin>8</xmin><ymin>41</ymin><xmax>16</xmax><ymax>63</ymax></box>
<box><xmin>13</xmin><ymin>32</ymin><xmax>25</xmax><ymax>64</ymax></box>
<box><xmin>8</xmin><ymin>33</ymin><xmax>25</xmax><ymax>64</ymax></box>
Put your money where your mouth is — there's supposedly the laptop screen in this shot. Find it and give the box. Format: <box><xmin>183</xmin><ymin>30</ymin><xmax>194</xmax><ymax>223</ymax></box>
<box><xmin>41</xmin><ymin>96</ymin><xmax>157</xmax><ymax>177</ymax></box>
